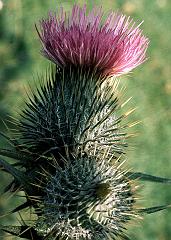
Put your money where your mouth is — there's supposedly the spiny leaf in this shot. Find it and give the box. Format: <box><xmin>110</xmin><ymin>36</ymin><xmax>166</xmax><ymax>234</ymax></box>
<box><xmin>10</xmin><ymin>201</ymin><xmax>31</xmax><ymax>214</ymax></box>
<box><xmin>127</xmin><ymin>172</ymin><xmax>171</xmax><ymax>184</ymax></box>
<box><xmin>0</xmin><ymin>132</ymin><xmax>18</xmax><ymax>146</ymax></box>
<box><xmin>1</xmin><ymin>225</ymin><xmax>42</xmax><ymax>240</ymax></box>
<box><xmin>0</xmin><ymin>158</ymin><xmax>29</xmax><ymax>186</ymax></box>
<box><xmin>0</xmin><ymin>149</ymin><xmax>33</xmax><ymax>163</ymax></box>
<box><xmin>138</xmin><ymin>204</ymin><xmax>171</xmax><ymax>214</ymax></box>
<box><xmin>3</xmin><ymin>180</ymin><xmax>20</xmax><ymax>193</ymax></box>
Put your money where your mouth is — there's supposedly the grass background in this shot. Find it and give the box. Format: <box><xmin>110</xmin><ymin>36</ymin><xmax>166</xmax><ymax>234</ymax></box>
<box><xmin>0</xmin><ymin>0</ymin><xmax>171</xmax><ymax>239</ymax></box>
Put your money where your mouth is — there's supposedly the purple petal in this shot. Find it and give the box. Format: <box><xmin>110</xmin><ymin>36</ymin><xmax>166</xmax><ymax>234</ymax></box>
<box><xmin>37</xmin><ymin>4</ymin><xmax>149</xmax><ymax>77</ymax></box>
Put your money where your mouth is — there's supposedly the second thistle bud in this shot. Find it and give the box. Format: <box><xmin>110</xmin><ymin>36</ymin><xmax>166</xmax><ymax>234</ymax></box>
<box><xmin>36</xmin><ymin>157</ymin><xmax>136</xmax><ymax>239</ymax></box>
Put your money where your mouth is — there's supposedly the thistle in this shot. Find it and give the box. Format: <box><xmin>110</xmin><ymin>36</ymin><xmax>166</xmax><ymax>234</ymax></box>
<box><xmin>0</xmin><ymin>4</ymin><xmax>170</xmax><ymax>240</ymax></box>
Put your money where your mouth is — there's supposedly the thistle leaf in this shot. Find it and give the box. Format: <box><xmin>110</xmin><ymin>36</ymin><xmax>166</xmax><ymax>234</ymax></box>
<box><xmin>138</xmin><ymin>204</ymin><xmax>171</xmax><ymax>214</ymax></box>
<box><xmin>0</xmin><ymin>149</ymin><xmax>33</xmax><ymax>163</ymax></box>
<box><xmin>0</xmin><ymin>225</ymin><xmax>42</xmax><ymax>239</ymax></box>
<box><xmin>3</xmin><ymin>180</ymin><xmax>20</xmax><ymax>193</ymax></box>
<box><xmin>0</xmin><ymin>158</ymin><xmax>29</xmax><ymax>186</ymax></box>
<box><xmin>127</xmin><ymin>172</ymin><xmax>171</xmax><ymax>184</ymax></box>
<box><xmin>10</xmin><ymin>201</ymin><xmax>31</xmax><ymax>214</ymax></box>
<box><xmin>0</xmin><ymin>132</ymin><xmax>18</xmax><ymax>147</ymax></box>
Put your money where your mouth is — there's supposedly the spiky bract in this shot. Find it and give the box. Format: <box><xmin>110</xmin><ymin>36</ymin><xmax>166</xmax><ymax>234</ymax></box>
<box><xmin>37</xmin><ymin>5</ymin><xmax>149</xmax><ymax>77</ymax></box>
<box><xmin>15</xmin><ymin>67</ymin><xmax>127</xmax><ymax>163</ymax></box>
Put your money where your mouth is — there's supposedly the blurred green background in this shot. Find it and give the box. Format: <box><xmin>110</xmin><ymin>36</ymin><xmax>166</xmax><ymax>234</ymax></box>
<box><xmin>0</xmin><ymin>0</ymin><xmax>171</xmax><ymax>239</ymax></box>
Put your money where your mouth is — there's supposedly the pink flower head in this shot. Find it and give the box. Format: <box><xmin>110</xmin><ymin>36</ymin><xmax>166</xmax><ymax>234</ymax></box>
<box><xmin>37</xmin><ymin>5</ymin><xmax>149</xmax><ymax>77</ymax></box>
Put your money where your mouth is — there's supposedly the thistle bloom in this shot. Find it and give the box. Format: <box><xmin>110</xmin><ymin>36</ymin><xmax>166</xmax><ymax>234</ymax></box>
<box><xmin>37</xmin><ymin>5</ymin><xmax>149</xmax><ymax>77</ymax></box>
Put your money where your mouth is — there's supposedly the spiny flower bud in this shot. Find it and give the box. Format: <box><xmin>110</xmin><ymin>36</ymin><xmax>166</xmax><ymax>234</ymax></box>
<box><xmin>37</xmin><ymin>5</ymin><xmax>149</xmax><ymax>77</ymax></box>
<box><xmin>36</xmin><ymin>157</ymin><xmax>136</xmax><ymax>239</ymax></box>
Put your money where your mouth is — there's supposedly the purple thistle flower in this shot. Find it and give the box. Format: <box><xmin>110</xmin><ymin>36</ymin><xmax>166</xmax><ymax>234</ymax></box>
<box><xmin>37</xmin><ymin>4</ymin><xmax>149</xmax><ymax>77</ymax></box>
